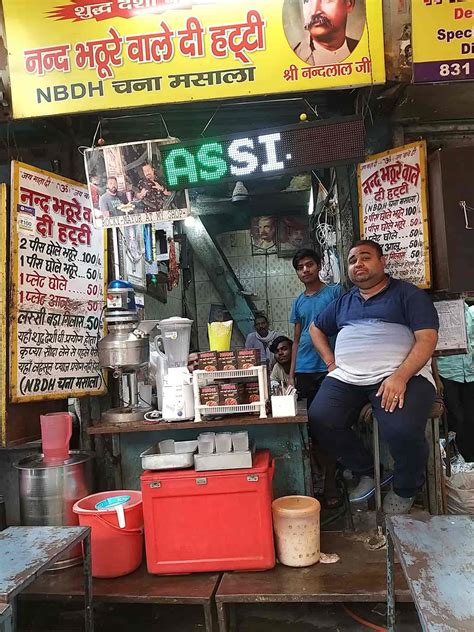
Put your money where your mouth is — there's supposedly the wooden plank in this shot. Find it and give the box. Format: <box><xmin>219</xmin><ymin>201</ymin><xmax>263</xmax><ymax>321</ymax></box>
<box><xmin>387</xmin><ymin>515</ymin><xmax>474</xmax><ymax>632</ymax></box>
<box><xmin>0</xmin><ymin>527</ymin><xmax>88</xmax><ymax>603</ymax></box>
<box><xmin>88</xmin><ymin>412</ymin><xmax>307</xmax><ymax>435</ymax></box>
<box><xmin>24</xmin><ymin>564</ymin><xmax>220</xmax><ymax>605</ymax></box>
<box><xmin>216</xmin><ymin>532</ymin><xmax>411</xmax><ymax>604</ymax></box>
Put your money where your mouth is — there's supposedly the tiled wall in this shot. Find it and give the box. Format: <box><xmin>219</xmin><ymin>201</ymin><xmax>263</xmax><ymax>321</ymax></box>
<box><xmin>194</xmin><ymin>230</ymin><xmax>303</xmax><ymax>351</ymax></box>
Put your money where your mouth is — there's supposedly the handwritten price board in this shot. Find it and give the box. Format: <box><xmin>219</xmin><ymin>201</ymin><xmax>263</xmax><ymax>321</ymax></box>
<box><xmin>10</xmin><ymin>162</ymin><xmax>107</xmax><ymax>402</ymax></box>
<box><xmin>358</xmin><ymin>141</ymin><xmax>431</xmax><ymax>289</ymax></box>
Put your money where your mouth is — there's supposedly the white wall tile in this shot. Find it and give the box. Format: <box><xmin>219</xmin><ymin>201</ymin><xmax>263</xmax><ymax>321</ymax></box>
<box><xmin>269</xmin><ymin>276</ymin><xmax>286</xmax><ymax>299</ymax></box>
<box><xmin>253</xmin><ymin>277</ymin><xmax>267</xmax><ymax>300</ymax></box>
<box><xmin>268</xmin><ymin>255</ymin><xmax>286</xmax><ymax>276</ymax></box>
<box><xmin>282</xmin><ymin>258</ymin><xmax>295</xmax><ymax>274</ymax></box>
<box><xmin>290</xmin><ymin>275</ymin><xmax>304</xmax><ymax>296</ymax></box>
<box><xmin>254</xmin><ymin>299</ymin><xmax>267</xmax><ymax>314</ymax></box>
<box><xmin>241</xmin><ymin>278</ymin><xmax>256</xmax><ymax>295</ymax></box>
<box><xmin>273</xmin><ymin>321</ymin><xmax>289</xmax><ymax>336</ymax></box>
<box><xmin>238</xmin><ymin>256</ymin><xmax>254</xmax><ymax>280</ymax></box>
<box><xmin>253</xmin><ymin>257</ymin><xmax>267</xmax><ymax>277</ymax></box>
<box><xmin>226</xmin><ymin>256</ymin><xmax>240</xmax><ymax>278</ymax></box>
<box><xmin>270</xmin><ymin>298</ymin><xmax>289</xmax><ymax>323</ymax></box>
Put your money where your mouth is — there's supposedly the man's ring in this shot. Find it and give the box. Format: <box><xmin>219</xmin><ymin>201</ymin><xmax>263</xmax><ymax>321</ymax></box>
<box><xmin>393</xmin><ymin>395</ymin><xmax>398</xmax><ymax>399</ymax></box>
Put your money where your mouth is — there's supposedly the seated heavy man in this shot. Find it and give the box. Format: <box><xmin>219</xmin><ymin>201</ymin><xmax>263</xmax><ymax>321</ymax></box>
<box><xmin>308</xmin><ymin>240</ymin><xmax>439</xmax><ymax>514</ymax></box>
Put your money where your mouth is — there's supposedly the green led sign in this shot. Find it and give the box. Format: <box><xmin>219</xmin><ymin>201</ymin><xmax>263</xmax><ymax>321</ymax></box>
<box><xmin>161</xmin><ymin>116</ymin><xmax>365</xmax><ymax>190</ymax></box>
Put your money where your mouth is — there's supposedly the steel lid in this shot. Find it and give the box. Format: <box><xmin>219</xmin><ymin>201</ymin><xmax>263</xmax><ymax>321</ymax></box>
<box><xmin>14</xmin><ymin>450</ymin><xmax>94</xmax><ymax>470</ymax></box>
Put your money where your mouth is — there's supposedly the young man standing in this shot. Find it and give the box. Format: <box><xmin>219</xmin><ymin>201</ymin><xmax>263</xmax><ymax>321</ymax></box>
<box><xmin>289</xmin><ymin>248</ymin><xmax>343</xmax><ymax>403</ymax></box>
<box><xmin>289</xmin><ymin>248</ymin><xmax>344</xmax><ymax>508</ymax></box>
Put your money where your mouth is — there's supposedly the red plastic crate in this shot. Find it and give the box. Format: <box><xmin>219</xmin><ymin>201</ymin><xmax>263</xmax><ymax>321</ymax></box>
<box><xmin>141</xmin><ymin>449</ymin><xmax>275</xmax><ymax>574</ymax></box>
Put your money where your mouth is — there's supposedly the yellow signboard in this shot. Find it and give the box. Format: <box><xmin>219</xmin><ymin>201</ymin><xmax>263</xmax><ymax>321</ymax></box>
<box><xmin>0</xmin><ymin>185</ymin><xmax>7</xmax><ymax>445</ymax></box>
<box><xmin>3</xmin><ymin>0</ymin><xmax>385</xmax><ymax>119</ymax></box>
<box><xmin>412</xmin><ymin>0</ymin><xmax>474</xmax><ymax>83</ymax></box>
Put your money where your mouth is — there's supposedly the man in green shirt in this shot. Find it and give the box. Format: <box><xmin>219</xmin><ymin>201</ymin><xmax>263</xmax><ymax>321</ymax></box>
<box><xmin>437</xmin><ymin>303</ymin><xmax>474</xmax><ymax>462</ymax></box>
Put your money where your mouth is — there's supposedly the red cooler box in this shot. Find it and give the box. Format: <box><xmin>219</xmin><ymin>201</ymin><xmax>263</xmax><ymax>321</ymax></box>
<box><xmin>141</xmin><ymin>449</ymin><xmax>275</xmax><ymax>574</ymax></box>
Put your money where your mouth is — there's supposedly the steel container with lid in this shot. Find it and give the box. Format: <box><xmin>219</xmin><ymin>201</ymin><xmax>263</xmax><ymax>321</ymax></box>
<box><xmin>15</xmin><ymin>450</ymin><xmax>94</xmax><ymax>568</ymax></box>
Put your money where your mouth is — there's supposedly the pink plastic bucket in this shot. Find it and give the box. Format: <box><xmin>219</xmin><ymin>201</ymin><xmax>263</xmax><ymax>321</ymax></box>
<box><xmin>73</xmin><ymin>490</ymin><xmax>143</xmax><ymax>578</ymax></box>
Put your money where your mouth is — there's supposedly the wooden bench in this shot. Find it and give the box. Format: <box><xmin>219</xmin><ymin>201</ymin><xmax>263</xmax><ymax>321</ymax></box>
<box><xmin>215</xmin><ymin>532</ymin><xmax>411</xmax><ymax>632</ymax></box>
<box><xmin>23</xmin><ymin>564</ymin><xmax>220</xmax><ymax>632</ymax></box>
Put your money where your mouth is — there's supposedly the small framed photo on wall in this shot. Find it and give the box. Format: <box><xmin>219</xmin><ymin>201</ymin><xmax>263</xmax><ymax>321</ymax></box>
<box><xmin>277</xmin><ymin>216</ymin><xmax>312</xmax><ymax>257</ymax></box>
<box><xmin>120</xmin><ymin>224</ymin><xmax>146</xmax><ymax>290</ymax></box>
<box><xmin>250</xmin><ymin>215</ymin><xmax>277</xmax><ymax>255</ymax></box>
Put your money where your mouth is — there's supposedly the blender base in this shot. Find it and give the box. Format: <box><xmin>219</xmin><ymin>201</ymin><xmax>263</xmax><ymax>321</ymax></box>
<box><xmin>102</xmin><ymin>406</ymin><xmax>151</xmax><ymax>423</ymax></box>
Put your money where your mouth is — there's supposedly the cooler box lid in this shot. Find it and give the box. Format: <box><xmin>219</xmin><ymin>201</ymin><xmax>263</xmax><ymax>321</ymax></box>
<box><xmin>141</xmin><ymin>449</ymin><xmax>270</xmax><ymax>481</ymax></box>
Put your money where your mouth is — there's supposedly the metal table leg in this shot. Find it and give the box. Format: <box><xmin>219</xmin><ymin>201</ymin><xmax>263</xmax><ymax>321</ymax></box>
<box><xmin>203</xmin><ymin>602</ymin><xmax>214</xmax><ymax>632</ymax></box>
<box><xmin>216</xmin><ymin>601</ymin><xmax>228</xmax><ymax>632</ymax></box>
<box><xmin>0</xmin><ymin>604</ymin><xmax>13</xmax><ymax>632</ymax></box>
<box><xmin>83</xmin><ymin>531</ymin><xmax>94</xmax><ymax>632</ymax></box>
<box><xmin>387</xmin><ymin>530</ymin><xmax>396</xmax><ymax>632</ymax></box>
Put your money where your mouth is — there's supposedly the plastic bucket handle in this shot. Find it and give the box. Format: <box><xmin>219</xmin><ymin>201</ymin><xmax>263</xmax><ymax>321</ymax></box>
<box><xmin>94</xmin><ymin>514</ymin><xmax>143</xmax><ymax>535</ymax></box>
<box><xmin>95</xmin><ymin>495</ymin><xmax>130</xmax><ymax>529</ymax></box>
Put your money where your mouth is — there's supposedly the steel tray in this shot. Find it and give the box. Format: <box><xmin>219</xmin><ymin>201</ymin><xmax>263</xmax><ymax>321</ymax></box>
<box><xmin>194</xmin><ymin>447</ymin><xmax>253</xmax><ymax>472</ymax></box>
<box><xmin>140</xmin><ymin>443</ymin><xmax>197</xmax><ymax>470</ymax></box>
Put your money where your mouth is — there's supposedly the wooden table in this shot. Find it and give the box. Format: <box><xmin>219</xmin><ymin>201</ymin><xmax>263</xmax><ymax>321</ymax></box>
<box><xmin>23</xmin><ymin>563</ymin><xmax>220</xmax><ymax>632</ymax></box>
<box><xmin>386</xmin><ymin>515</ymin><xmax>474</xmax><ymax>632</ymax></box>
<box><xmin>88</xmin><ymin>406</ymin><xmax>312</xmax><ymax>498</ymax></box>
<box><xmin>87</xmin><ymin>410</ymin><xmax>307</xmax><ymax>434</ymax></box>
<box><xmin>0</xmin><ymin>527</ymin><xmax>92</xmax><ymax>632</ymax></box>
<box><xmin>215</xmin><ymin>531</ymin><xmax>411</xmax><ymax>632</ymax></box>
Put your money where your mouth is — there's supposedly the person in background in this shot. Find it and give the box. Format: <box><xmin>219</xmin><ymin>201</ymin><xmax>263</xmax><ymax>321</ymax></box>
<box><xmin>289</xmin><ymin>248</ymin><xmax>344</xmax><ymax>508</ymax></box>
<box><xmin>269</xmin><ymin>336</ymin><xmax>293</xmax><ymax>389</ymax></box>
<box><xmin>99</xmin><ymin>177</ymin><xmax>127</xmax><ymax>217</ymax></box>
<box><xmin>187</xmin><ymin>351</ymin><xmax>200</xmax><ymax>374</ymax></box>
<box><xmin>245</xmin><ymin>314</ymin><xmax>284</xmax><ymax>364</ymax></box>
<box><xmin>309</xmin><ymin>240</ymin><xmax>439</xmax><ymax>514</ymax></box>
<box><xmin>436</xmin><ymin>302</ymin><xmax>474</xmax><ymax>462</ymax></box>
<box><xmin>136</xmin><ymin>163</ymin><xmax>172</xmax><ymax>212</ymax></box>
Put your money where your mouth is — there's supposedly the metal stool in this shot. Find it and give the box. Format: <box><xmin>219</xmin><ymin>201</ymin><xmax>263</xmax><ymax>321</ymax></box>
<box><xmin>358</xmin><ymin>398</ymin><xmax>446</xmax><ymax>534</ymax></box>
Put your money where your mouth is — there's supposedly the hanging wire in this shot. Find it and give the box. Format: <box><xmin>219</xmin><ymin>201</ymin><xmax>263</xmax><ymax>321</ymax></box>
<box><xmin>303</xmin><ymin>99</ymin><xmax>318</xmax><ymax>118</ymax></box>
<box><xmin>200</xmin><ymin>105</ymin><xmax>221</xmax><ymax>137</ymax></box>
<box><xmin>160</xmin><ymin>112</ymin><xmax>171</xmax><ymax>138</ymax></box>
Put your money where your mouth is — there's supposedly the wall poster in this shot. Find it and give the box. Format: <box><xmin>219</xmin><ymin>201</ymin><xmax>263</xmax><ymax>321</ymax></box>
<box><xmin>84</xmin><ymin>138</ymin><xmax>190</xmax><ymax>229</ymax></box>
<box><xmin>358</xmin><ymin>141</ymin><xmax>431</xmax><ymax>288</ymax></box>
<box><xmin>10</xmin><ymin>161</ymin><xmax>107</xmax><ymax>402</ymax></box>
<box><xmin>2</xmin><ymin>0</ymin><xmax>386</xmax><ymax>119</ymax></box>
<box><xmin>434</xmin><ymin>299</ymin><xmax>468</xmax><ymax>355</ymax></box>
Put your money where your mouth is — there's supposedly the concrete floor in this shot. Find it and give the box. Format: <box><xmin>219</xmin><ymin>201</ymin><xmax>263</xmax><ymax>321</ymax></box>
<box><xmin>18</xmin><ymin>600</ymin><xmax>421</xmax><ymax>631</ymax></box>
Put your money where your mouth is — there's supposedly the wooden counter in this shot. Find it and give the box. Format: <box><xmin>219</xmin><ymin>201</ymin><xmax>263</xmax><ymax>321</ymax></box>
<box><xmin>88</xmin><ymin>408</ymin><xmax>307</xmax><ymax>435</ymax></box>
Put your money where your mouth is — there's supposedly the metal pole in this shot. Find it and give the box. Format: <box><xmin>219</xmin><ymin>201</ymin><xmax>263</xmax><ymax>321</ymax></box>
<box><xmin>387</xmin><ymin>529</ymin><xmax>396</xmax><ymax>632</ymax></box>
<box><xmin>373</xmin><ymin>417</ymin><xmax>383</xmax><ymax>535</ymax></box>
<box><xmin>83</xmin><ymin>530</ymin><xmax>94</xmax><ymax>632</ymax></box>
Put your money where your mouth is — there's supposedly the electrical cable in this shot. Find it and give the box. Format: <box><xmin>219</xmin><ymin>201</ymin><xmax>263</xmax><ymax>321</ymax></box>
<box><xmin>341</xmin><ymin>604</ymin><xmax>387</xmax><ymax>632</ymax></box>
